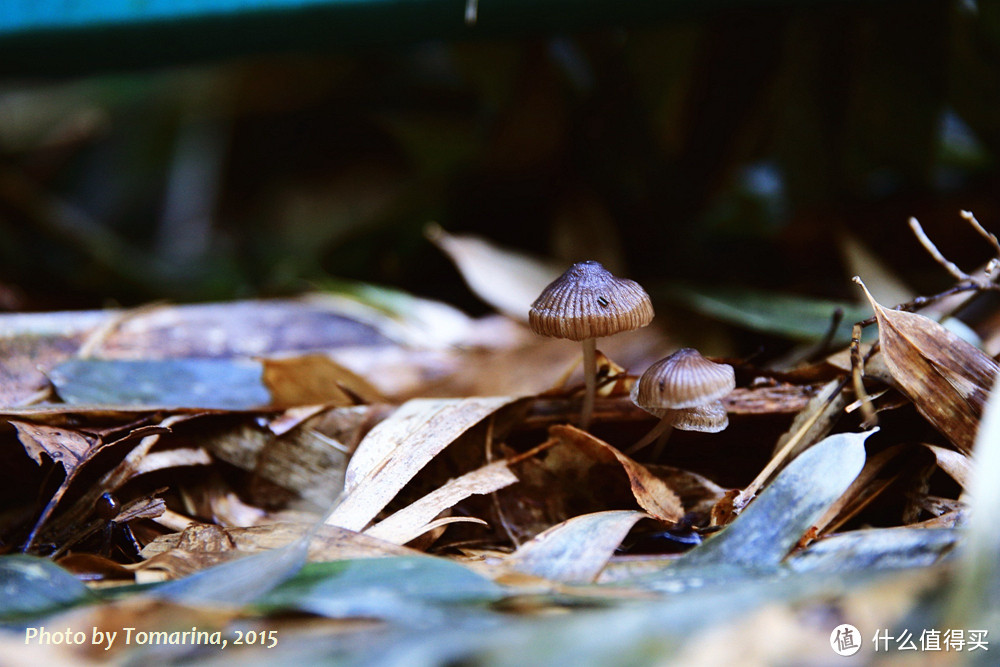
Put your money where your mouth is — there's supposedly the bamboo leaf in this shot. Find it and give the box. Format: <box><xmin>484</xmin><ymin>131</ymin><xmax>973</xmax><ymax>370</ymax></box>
<box><xmin>856</xmin><ymin>278</ymin><xmax>999</xmax><ymax>453</ymax></box>
<box><xmin>327</xmin><ymin>397</ymin><xmax>522</xmax><ymax>531</ymax></box>
<box><xmin>672</xmin><ymin>429</ymin><xmax>872</xmax><ymax>572</ymax></box>
<box><xmin>506</xmin><ymin>510</ymin><xmax>648</xmax><ymax>583</ymax></box>
<box><xmin>365</xmin><ymin>460</ymin><xmax>520</xmax><ymax>545</ymax></box>
<box><xmin>549</xmin><ymin>424</ymin><xmax>684</xmax><ymax>524</ymax></box>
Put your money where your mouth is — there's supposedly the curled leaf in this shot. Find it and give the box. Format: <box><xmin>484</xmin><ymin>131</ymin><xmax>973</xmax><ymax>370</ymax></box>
<box><xmin>856</xmin><ymin>277</ymin><xmax>999</xmax><ymax>453</ymax></box>
<box><xmin>549</xmin><ymin>424</ymin><xmax>684</xmax><ymax>524</ymax></box>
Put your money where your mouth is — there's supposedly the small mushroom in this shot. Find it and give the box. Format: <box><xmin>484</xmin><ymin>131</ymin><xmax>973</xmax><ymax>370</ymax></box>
<box><xmin>529</xmin><ymin>260</ymin><xmax>653</xmax><ymax>429</ymax></box>
<box><xmin>627</xmin><ymin>347</ymin><xmax>735</xmax><ymax>454</ymax></box>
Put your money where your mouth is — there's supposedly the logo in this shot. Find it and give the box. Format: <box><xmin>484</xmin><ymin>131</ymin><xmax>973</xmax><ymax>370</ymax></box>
<box><xmin>831</xmin><ymin>624</ymin><xmax>862</xmax><ymax>657</ymax></box>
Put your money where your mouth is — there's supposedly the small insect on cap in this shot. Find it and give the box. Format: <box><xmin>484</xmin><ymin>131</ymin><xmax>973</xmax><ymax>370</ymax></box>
<box><xmin>529</xmin><ymin>261</ymin><xmax>654</xmax><ymax>341</ymax></box>
<box><xmin>631</xmin><ymin>348</ymin><xmax>735</xmax><ymax>411</ymax></box>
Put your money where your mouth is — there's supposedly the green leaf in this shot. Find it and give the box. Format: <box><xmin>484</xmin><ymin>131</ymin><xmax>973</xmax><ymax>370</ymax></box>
<box><xmin>0</xmin><ymin>555</ymin><xmax>96</xmax><ymax>622</ymax></box>
<box><xmin>665</xmin><ymin>283</ymin><xmax>871</xmax><ymax>342</ymax></box>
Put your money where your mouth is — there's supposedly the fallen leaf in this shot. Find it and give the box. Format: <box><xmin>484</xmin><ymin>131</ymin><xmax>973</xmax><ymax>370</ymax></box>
<box><xmin>365</xmin><ymin>459</ymin><xmax>520</xmax><ymax>545</ymax></box>
<box><xmin>0</xmin><ymin>555</ymin><xmax>96</xmax><ymax>621</ymax></box>
<box><xmin>36</xmin><ymin>417</ymin><xmax>182</xmax><ymax>550</ymax></box>
<box><xmin>923</xmin><ymin>443</ymin><xmax>972</xmax><ymax>488</ymax></box>
<box><xmin>549</xmin><ymin>424</ymin><xmax>684</xmax><ymax>524</ymax></box>
<box><xmin>788</xmin><ymin>527</ymin><xmax>959</xmax><ymax>573</ymax></box>
<box><xmin>427</xmin><ymin>223</ymin><xmax>562</xmax><ymax>322</ymax></box>
<box><xmin>11</xmin><ymin>420</ymin><xmax>95</xmax><ymax>470</ymax></box>
<box><xmin>255</xmin><ymin>556</ymin><xmax>504</xmax><ymax>623</ymax></box>
<box><xmin>668</xmin><ymin>430</ymin><xmax>872</xmax><ymax>573</ymax></box>
<box><xmin>129</xmin><ymin>447</ymin><xmax>213</xmax><ymax>478</ymax></box>
<box><xmin>505</xmin><ymin>510</ymin><xmax>649</xmax><ymax>583</ymax></box>
<box><xmin>261</xmin><ymin>353</ymin><xmax>385</xmax><ymax>407</ymax></box>
<box><xmin>327</xmin><ymin>397</ymin><xmax>523</xmax><ymax>531</ymax></box>
<box><xmin>856</xmin><ymin>277</ymin><xmax>999</xmax><ymax>453</ymax></box>
<box><xmin>50</xmin><ymin>358</ymin><xmax>272</xmax><ymax>409</ymax></box>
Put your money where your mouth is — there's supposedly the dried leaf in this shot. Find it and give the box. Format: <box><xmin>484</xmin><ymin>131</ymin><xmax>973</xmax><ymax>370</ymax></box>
<box><xmin>36</xmin><ymin>417</ymin><xmax>182</xmax><ymax>549</ymax></box>
<box><xmin>427</xmin><ymin>224</ymin><xmax>562</xmax><ymax>321</ymax></box>
<box><xmin>0</xmin><ymin>555</ymin><xmax>96</xmax><ymax>621</ymax></box>
<box><xmin>255</xmin><ymin>556</ymin><xmax>504</xmax><ymax>623</ymax></box>
<box><xmin>788</xmin><ymin>527</ymin><xmax>959</xmax><ymax>573</ymax></box>
<box><xmin>12</xmin><ymin>421</ymin><xmax>100</xmax><ymax>549</ymax></box>
<box><xmin>11</xmin><ymin>420</ymin><xmax>95</xmax><ymax>470</ymax></box>
<box><xmin>505</xmin><ymin>510</ymin><xmax>648</xmax><ymax>583</ymax></box>
<box><xmin>673</xmin><ymin>430</ymin><xmax>872</xmax><ymax>572</ymax></box>
<box><xmin>141</xmin><ymin>522</ymin><xmax>418</xmax><ymax>563</ymax></box>
<box><xmin>856</xmin><ymin>278</ymin><xmax>999</xmax><ymax>453</ymax></box>
<box><xmin>129</xmin><ymin>448</ymin><xmax>212</xmax><ymax>478</ymax></box>
<box><xmin>50</xmin><ymin>358</ymin><xmax>272</xmax><ymax>409</ymax></box>
<box><xmin>327</xmin><ymin>397</ymin><xmax>523</xmax><ymax>531</ymax></box>
<box><xmin>923</xmin><ymin>444</ymin><xmax>972</xmax><ymax>488</ymax></box>
<box><xmin>261</xmin><ymin>353</ymin><xmax>385</xmax><ymax>407</ymax></box>
<box><xmin>365</xmin><ymin>460</ymin><xmax>519</xmax><ymax>545</ymax></box>
<box><xmin>549</xmin><ymin>424</ymin><xmax>684</xmax><ymax>524</ymax></box>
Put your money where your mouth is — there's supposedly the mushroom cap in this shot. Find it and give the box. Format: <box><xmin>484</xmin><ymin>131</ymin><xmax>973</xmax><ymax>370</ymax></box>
<box><xmin>528</xmin><ymin>261</ymin><xmax>654</xmax><ymax>341</ymax></box>
<box><xmin>631</xmin><ymin>347</ymin><xmax>735</xmax><ymax>411</ymax></box>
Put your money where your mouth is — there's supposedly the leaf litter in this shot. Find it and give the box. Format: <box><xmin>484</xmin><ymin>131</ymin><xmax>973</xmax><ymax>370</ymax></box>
<box><xmin>2</xmin><ymin>213</ymin><xmax>1000</xmax><ymax>663</ymax></box>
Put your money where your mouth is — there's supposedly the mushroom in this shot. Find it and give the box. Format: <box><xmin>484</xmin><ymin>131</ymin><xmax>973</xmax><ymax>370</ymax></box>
<box><xmin>627</xmin><ymin>347</ymin><xmax>735</xmax><ymax>454</ymax></box>
<box><xmin>529</xmin><ymin>260</ymin><xmax>654</xmax><ymax>429</ymax></box>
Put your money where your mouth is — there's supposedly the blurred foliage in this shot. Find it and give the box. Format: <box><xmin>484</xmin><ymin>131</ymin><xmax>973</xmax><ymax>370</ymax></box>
<box><xmin>0</xmin><ymin>0</ymin><xmax>997</xmax><ymax>327</ymax></box>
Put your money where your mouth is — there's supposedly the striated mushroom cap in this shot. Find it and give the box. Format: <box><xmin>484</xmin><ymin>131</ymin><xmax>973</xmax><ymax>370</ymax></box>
<box><xmin>631</xmin><ymin>347</ymin><xmax>735</xmax><ymax>411</ymax></box>
<box><xmin>528</xmin><ymin>261</ymin><xmax>653</xmax><ymax>341</ymax></box>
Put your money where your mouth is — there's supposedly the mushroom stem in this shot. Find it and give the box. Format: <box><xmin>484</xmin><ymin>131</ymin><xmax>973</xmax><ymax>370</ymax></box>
<box><xmin>580</xmin><ymin>337</ymin><xmax>597</xmax><ymax>429</ymax></box>
<box><xmin>626</xmin><ymin>416</ymin><xmax>673</xmax><ymax>455</ymax></box>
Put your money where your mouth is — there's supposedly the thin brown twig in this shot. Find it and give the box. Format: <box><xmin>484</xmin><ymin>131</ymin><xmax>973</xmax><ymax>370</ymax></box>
<box><xmin>849</xmin><ymin>302</ymin><xmax>877</xmax><ymax>428</ymax></box>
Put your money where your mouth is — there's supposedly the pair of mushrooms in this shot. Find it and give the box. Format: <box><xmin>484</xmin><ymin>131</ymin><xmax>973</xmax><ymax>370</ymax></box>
<box><xmin>529</xmin><ymin>261</ymin><xmax>734</xmax><ymax>451</ymax></box>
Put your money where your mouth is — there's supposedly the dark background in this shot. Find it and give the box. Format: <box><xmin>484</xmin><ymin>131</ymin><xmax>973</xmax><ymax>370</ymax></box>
<box><xmin>0</xmin><ymin>0</ymin><xmax>996</xmax><ymax>338</ymax></box>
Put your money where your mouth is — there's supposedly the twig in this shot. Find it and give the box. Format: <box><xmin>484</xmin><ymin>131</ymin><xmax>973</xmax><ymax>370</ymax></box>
<box><xmin>910</xmin><ymin>217</ymin><xmax>969</xmax><ymax>281</ymax></box>
<box><xmin>851</xmin><ymin>278</ymin><xmax>877</xmax><ymax>427</ymax></box>
<box><xmin>961</xmin><ymin>210</ymin><xmax>1000</xmax><ymax>257</ymax></box>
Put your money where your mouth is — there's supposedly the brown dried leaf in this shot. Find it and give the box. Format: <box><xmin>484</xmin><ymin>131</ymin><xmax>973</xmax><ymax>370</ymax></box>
<box><xmin>856</xmin><ymin>278</ymin><xmax>999</xmax><ymax>453</ymax></box>
<box><xmin>37</xmin><ymin>416</ymin><xmax>183</xmax><ymax>549</ymax></box>
<box><xmin>261</xmin><ymin>353</ymin><xmax>385</xmax><ymax>408</ymax></box>
<box><xmin>645</xmin><ymin>464</ymin><xmax>730</xmax><ymax>525</ymax></box>
<box><xmin>365</xmin><ymin>459</ymin><xmax>519</xmax><ymax>545</ymax></box>
<box><xmin>923</xmin><ymin>444</ymin><xmax>972</xmax><ymax>489</ymax></box>
<box><xmin>129</xmin><ymin>448</ymin><xmax>212</xmax><ymax>479</ymax></box>
<box><xmin>426</xmin><ymin>223</ymin><xmax>562</xmax><ymax>322</ymax></box>
<box><xmin>326</xmin><ymin>397</ymin><xmax>523</xmax><ymax>531</ymax></box>
<box><xmin>549</xmin><ymin>424</ymin><xmax>684</xmax><ymax>524</ymax></box>
<box><xmin>11</xmin><ymin>420</ymin><xmax>95</xmax><ymax>470</ymax></box>
<box><xmin>141</xmin><ymin>522</ymin><xmax>417</xmax><ymax>564</ymax></box>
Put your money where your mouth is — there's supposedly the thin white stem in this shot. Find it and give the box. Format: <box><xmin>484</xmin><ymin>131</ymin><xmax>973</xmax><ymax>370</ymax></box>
<box><xmin>626</xmin><ymin>416</ymin><xmax>673</xmax><ymax>455</ymax></box>
<box><xmin>580</xmin><ymin>337</ymin><xmax>597</xmax><ymax>429</ymax></box>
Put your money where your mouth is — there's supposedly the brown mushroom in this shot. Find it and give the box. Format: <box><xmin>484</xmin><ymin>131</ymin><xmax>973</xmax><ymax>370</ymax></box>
<box><xmin>529</xmin><ymin>260</ymin><xmax>654</xmax><ymax>429</ymax></box>
<box><xmin>627</xmin><ymin>347</ymin><xmax>734</xmax><ymax>454</ymax></box>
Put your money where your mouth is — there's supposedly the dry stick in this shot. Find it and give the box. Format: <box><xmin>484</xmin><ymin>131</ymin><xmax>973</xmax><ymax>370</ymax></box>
<box><xmin>909</xmin><ymin>217</ymin><xmax>969</xmax><ymax>281</ymax></box>
<box><xmin>733</xmin><ymin>377</ymin><xmax>848</xmax><ymax>510</ymax></box>
<box><xmin>961</xmin><ymin>210</ymin><xmax>1000</xmax><ymax>256</ymax></box>
<box><xmin>485</xmin><ymin>415</ymin><xmax>520</xmax><ymax>548</ymax></box>
<box><xmin>580</xmin><ymin>337</ymin><xmax>598</xmax><ymax>429</ymax></box>
<box><xmin>850</xmin><ymin>280</ymin><xmax>878</xmax><ymax>428</ymax></box>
